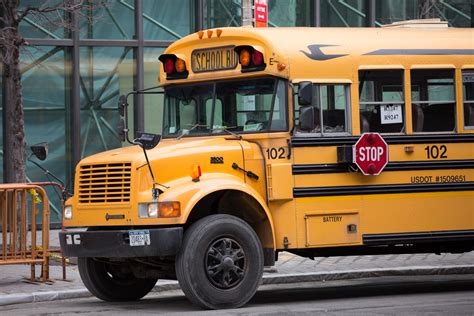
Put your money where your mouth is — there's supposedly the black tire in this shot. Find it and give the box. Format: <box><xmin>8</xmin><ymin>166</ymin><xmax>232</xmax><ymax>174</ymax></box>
<box><xmin>176</xmin><ymin>214</ymin><xmax>264</xmax><ymax>309</ymax></box>
<box><xmin>78</xmin><ymin>257</ymin><xmax>157</xmax><ymax>301</ymax></box>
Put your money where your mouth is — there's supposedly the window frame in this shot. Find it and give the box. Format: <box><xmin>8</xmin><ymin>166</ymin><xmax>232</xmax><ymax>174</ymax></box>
<box><xmin>293</xmin><ymin>83</ymin><xmax>352</xmax><ymax>137</ymax></box>
<box><xmin>161</xmin><ymin>76</ymin><xmax>289</xmax><ymax>138</ymax></box>
<box><xmin>410</xmin><ymin>68</ymin><xmax>457</xmax><ymax>134</ymax></box>
<box><xmin>462</xmin><ymin>69</ymin><xmax>474</xmax><ymax>130</ymax></box>
<box><xmin>358</xmin><ymin>69</ymin><xmax>406</xmax><ymax>135</ymax></box>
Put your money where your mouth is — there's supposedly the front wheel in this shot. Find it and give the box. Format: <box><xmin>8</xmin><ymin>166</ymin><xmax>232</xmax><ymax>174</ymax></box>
<box><xmin>176</xmin><ymin>214</ymin><xmax>264</xmax><ymax>309</ymax></box>
<box><xmin>78</xmin><ymin>257</ymin><xmax>157</xmax><ymax>301</ymax></box>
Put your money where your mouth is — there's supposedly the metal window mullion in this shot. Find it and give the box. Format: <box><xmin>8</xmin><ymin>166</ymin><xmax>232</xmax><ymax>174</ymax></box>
<box><xmin>71</xmin><ymin>9</ymin><xmax>81</xmax><ymax>192</ymax></box>
<box><xmin>195</xmin><ymin>0</ymin><xmax>204</xmax><ymax>31</ymax></box>
<box><xmin>24</xmin><ymin>39</ymin><xmax>73</xmax><ymax>46</ymax></box>
<box><xmin>142</xmin><ymin>40</ymin><xmax>174</xmax><ymax>47</ymax></box>
<box><xmin>79</xmin><ymin>39</ymin><xmax>139</xmax><ymax>46</ymax></box>
<box><xmin>368</xmin><ymin>0</ymin><xmax>375</xmax><ymax>27</ymax></box>
<box><xmin>134</xmin><ymin>0</ymin><xmax>144</xmax><ymax>136</ymax></box>
<box><xmin>312</xmin><ymin>0</ymin><xmax>321</xmax><ymax>27</ymax></box>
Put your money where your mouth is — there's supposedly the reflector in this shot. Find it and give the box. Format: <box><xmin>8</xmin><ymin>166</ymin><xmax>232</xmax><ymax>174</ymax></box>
<box><xmin>191</xmin><ymin>165</ymin><xmax>202</xmax><ymax>182</ymax></box>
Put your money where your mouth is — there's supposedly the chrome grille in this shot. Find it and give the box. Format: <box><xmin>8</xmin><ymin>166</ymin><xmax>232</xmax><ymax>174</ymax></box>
<box><xmin>78</xmin><ymin>163</ymin><xmax>131</xmax><ymax>203</ymax></box>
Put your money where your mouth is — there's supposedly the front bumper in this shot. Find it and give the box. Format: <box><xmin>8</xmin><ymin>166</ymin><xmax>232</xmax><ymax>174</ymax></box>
<box><xmin>59</xmin><ymin>227</ymin><xmax>183</xmax><ymax>258</ymax></box>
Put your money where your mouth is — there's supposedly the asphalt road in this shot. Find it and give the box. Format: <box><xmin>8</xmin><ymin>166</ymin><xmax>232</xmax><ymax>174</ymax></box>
<box><xmin>3</xmin><ymin>274</ymin><xmax>474</xmax><ymax>315</ymax></box>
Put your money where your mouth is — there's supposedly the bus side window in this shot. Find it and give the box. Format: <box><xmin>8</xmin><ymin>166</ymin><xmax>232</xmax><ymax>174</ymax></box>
<box><xmin>411</xmin><ymin>69</ymin><xmax>455</xmax><ymax>133</ymax></box>
<box><xmin>295</xmin><ymin>84</ymin><xmax>349</xmax><ymax>135</ymax></box>
<box><xmin>462</xmin><ymin>70</ymin><xmax>474</xmax><ymax>129</ymax></box>
<box><xmin>359</xmin><ymin>70</ymin><xmax>405</xmax><ymax>134</ymax></box>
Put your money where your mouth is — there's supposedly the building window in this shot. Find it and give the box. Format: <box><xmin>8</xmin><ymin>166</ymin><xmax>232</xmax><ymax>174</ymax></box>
<box><xmin>359</xmin><ymin>70</ymin><xmax>405</xmax><ymax>134</ymax></box>
<box><xmin>143</xmin><ymin>0</ymin><xmax>192</xmax><ymax>40</ymax></box>
<box><xmin>19</xmin><ymin>0</ymin><xmax>69</xmax><ymax>39</ymax></box>
<box><xmin>21</xmin><ymin>46</ymin><xmax>68</xmax><ymax>222</ymax></box>
<box><xmin>79</xmin><ymin>47</ymin><xmax>134</xmax><ymax>158</ymax></box>
<box><xmin>463</xmin><ymin>70</ymin><xmax>474</xmax><ymax>129</ymax></box>
<box><xmin>80</xmin><ymin>1</ymin><xmax>135</xmax><ymax>39</ymax></box>
<box><xmin>204</xmin><ymin>0</ymin><xmax>242</xmax><ymax>28</ymax></box>
<box><xmin>269</xmin><ymin>0</ymin><xmax>311</xmax><ymax>27</ymax></box>
<box><xmin>321</xmin><ymin>0</ymin><xmax>370</xmax><ymax>27</ymax></box>
<box><xmin>411</xmin><ymin>69</ymin><xmax>456</xmax><ymax>133</ymax></box>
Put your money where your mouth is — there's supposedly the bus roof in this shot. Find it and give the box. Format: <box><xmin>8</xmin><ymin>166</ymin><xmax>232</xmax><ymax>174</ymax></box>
<box><xmin>159</xmin><ymin>26</ymin><xmax>474</xmax><ymax>85</ymax></box>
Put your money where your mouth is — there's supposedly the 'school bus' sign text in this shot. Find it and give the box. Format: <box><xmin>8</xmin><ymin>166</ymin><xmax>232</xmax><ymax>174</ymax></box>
<box><xmin>191</xmin><ymin>46</ymin><xmax>239</xmax><ymax>73</ymax></box>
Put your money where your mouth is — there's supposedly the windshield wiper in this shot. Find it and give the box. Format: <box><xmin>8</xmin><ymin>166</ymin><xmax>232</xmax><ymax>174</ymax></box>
<box><xmin>177</xmin><ymin>124</ymin><xmax>208</xmax><ymax>140</ymax></box>
<box><xmin>211</xmin><ymin>127</ymin><xmax>242</xmax><ymax>140</ymax></box>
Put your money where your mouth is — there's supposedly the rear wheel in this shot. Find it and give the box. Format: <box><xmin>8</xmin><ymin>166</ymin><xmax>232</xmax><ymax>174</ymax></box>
<box><xmin>176</xmin><ymin>214</ymin><xmax>264</xmax><ymax>309</ymax></box>
<box><xmin>78</xmin><ymin>257</ymin><xmax>157</xmax><ymax>301</ymax></box>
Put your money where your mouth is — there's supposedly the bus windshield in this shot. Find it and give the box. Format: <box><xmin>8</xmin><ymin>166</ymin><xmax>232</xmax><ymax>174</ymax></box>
<box><xmin>163</xmin><ymin>77</ymin><xmax>287</xmax><ymax>138</ymax></box>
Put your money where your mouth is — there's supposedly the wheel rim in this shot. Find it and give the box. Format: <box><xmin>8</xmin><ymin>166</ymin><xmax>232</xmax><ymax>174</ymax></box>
<box><xmin>205</xmin><ymin>237</ymin><xmax>246</xmax><ymax>289</ymax></box>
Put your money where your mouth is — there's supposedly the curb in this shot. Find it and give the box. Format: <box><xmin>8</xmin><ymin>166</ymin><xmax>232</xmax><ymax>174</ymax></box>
<box><xmin>1</xmin><ymin>265</ymin><xmax>474</xmax><ymax>307</ymax></box>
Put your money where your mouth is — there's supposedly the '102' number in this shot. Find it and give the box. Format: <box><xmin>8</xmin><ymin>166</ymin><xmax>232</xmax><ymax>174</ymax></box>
<box><xmin>424</xmin><ymin>145</ymin><xmax>447</xmax><ymax>159</ymax></box>
<box><xmin>266</xmin><ymin>147</ymin><xmax>286</xmax><ymax>159</ymax></box>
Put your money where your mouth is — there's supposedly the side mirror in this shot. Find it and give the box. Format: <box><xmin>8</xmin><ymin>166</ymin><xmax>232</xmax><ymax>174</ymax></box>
<box><xmin>134</xmin><ymin>132</ymin><xmax>161</xmax><ymax>150</ymax></box>
<box><xmin>299</xmin><ymin>106</ymin><xmax>316</xmax><ymax>131</ymax></box>
<box><xmin>117</xmin><ymin>119</ymin><xmax>126</xmax><ymax>142</ymax></box>
<box><xmin>118</xmin><ymin>94</ymin><xmax>127</xmax><ymax>116</ymax></box>
<box><xmin>31</xmin><ymin>142</ymin><xmax>48</xmax><ymax>161</ymax></box>
<box><xmin>298</xmin><ymin>81</ymin><xmax>313</xmax><ymax>106</ymax></box>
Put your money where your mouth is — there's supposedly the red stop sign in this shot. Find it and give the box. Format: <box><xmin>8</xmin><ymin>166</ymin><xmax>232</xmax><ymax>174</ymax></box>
<box><xmin>353</xmin><ymin>133</ymin><xmax>389</xmax><ymax>176</ymax></box>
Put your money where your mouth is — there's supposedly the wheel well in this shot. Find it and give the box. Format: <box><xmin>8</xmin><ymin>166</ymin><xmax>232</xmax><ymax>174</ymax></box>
<box><xmin>186</xmin><ymin>190</ymin><xmax>274</xmax><ymax>265</ymax></box>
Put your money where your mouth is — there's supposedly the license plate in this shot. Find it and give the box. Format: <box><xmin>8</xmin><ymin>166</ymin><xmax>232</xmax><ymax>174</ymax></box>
<box><xmin>129</xmin><ymin>230</ymin><xmax>151</xmax><ymax>247</ymax></box>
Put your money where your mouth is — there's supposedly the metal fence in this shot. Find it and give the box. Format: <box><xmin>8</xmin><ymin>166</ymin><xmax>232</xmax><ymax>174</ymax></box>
<box><xmin>0</xmin><ymin>183</ymin><xmax>50</xmax><ymax>281</ymax></box>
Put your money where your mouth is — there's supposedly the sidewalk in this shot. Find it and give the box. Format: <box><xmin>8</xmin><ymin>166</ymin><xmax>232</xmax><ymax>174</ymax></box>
<box><xmin>1</xmin><ymin>230</ymin><xmax>474</xmax><ymax>306</ymax></box>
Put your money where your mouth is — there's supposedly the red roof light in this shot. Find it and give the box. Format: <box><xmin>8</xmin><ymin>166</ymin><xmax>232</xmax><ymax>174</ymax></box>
<box><xmin>252</xmin><ymin>50</ymin><xmax>263</xmax><ymax>66</ymax></box>
<box><xmin>164</xmin><ymin>59</ymin><xmax>175</xmax><ymax>74</ymax></box>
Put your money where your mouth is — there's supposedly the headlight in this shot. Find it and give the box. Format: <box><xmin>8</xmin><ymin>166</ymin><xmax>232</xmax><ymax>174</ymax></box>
<box><xmin>64</xmin><ymin>205</ymin><xmax>72</xmax><ymax>220</ymax></box>
<box><xmin>139</xmin><ymin>203</ymin><xmax>158</xmax><ymax>218</ymax></box>
<box><xmin>138</xmin><ymin>202</ymin><xmax>180</xmax><ymax>218</ymax></box>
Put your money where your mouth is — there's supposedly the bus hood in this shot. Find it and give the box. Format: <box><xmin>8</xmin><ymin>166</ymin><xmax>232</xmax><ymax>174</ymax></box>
<box><xmin>76</xmin><ymin>137</ymin><xmax>246</xmax><ymax>195</ymax></box>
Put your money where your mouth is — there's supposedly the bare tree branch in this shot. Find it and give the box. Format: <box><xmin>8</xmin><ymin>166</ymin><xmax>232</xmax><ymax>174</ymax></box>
<box><xmin>0</xmin><ymin>0</ymin><xmax>108</xmax><ymax>184</ymax></box>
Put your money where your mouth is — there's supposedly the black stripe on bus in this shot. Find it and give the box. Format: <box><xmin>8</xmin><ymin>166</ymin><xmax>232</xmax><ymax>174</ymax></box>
<box><xmin>363</xmin><ymin>230</ymin><xmax>474</xmax><ymax>246</ymax></box>
<box><xmin>293</xmin><ymin>182</ymin><xmax>474</xmax><ymax>198</ymax></box>
<box><xmin>292</xmin><ymin>160</ymin><xmax>474</xmax><ymax>175</ymax></box>
<box><xmin>291</xmin><ymin>134</ymin><xmax>474</xmax><ymax>147</ymax></box>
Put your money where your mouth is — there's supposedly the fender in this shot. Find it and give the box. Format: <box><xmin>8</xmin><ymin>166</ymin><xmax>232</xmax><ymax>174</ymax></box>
<box><xmin>159</xmin><ymin>173</ymin><xmax>276</xmax><ymax>250</ymax></box>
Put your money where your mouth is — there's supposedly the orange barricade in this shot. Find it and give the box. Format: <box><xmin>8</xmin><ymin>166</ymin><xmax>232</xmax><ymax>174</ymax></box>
<box><xmin>0</xmin><ymin>183</ymin><xmax>50</xmax><ymax>281</ymax></box>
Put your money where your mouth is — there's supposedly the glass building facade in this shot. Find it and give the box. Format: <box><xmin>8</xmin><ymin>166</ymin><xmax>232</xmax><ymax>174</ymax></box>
<box><xmin>1</xmin><ymin>0</ymin><xmax>472</xmax><ymax>223</ymax></box>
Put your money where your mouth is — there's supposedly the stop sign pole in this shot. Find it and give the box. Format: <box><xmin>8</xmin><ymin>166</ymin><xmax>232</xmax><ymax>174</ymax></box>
<box><xmin>353</xmin><ymin>133</ymin><xmax>389</xmax><ymax>176</ymax></box>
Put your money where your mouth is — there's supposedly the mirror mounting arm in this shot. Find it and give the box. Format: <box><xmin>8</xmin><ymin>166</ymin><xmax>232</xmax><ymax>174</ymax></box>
<box><xmin>27</xmin><ymin>154</ymin><xmax>65</xmax><ymax>187</ymax></box>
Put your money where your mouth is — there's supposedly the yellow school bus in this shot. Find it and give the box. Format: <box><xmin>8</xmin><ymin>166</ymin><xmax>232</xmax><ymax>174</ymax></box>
<box><xmin>60</xmin><ymin>21</ymin><xmax>474</xmax><ymax>309</ymax></box>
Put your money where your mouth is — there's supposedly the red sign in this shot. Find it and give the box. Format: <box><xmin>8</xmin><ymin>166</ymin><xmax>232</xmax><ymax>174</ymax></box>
<box><xmin>255</xmin><ymin>0</ymin><xmax>268</xmax><ymax>28</ymax></box>
<box><xmin>353</xmin><ymin>133</ymin><xmax>389</xmax><ymax>176</ymax></box>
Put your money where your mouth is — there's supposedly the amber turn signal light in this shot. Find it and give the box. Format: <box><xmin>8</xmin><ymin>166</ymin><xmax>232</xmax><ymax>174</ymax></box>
<box><xmin>158</xmin><ymin>201</ymin><xmax>181</xmax><ymax>218</ymax></box>
<box><xmin>239</xmin><ymin>49</ymin><xmax>251</xmax><ymax>67</ymax></box>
